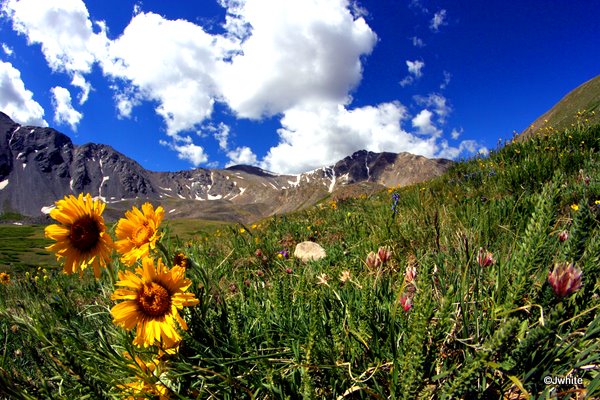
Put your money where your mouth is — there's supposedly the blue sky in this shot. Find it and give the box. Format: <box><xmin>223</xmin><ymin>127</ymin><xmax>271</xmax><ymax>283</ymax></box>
<box><xmin>0</xmin><ymin>0</ymin><xmax>598</xmax><ymax>174</ymax></box>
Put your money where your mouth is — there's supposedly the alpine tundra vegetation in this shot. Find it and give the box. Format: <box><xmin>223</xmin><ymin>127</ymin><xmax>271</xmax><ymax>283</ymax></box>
<box><xmin>1</xmin><ymin>119</ymin><xmax>600</xmax><ymax>398</ymax></box>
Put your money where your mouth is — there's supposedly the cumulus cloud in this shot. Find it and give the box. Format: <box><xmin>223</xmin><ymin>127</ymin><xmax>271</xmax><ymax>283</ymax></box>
<box><xmin>260</xmin><ymin>98</ymin><xmax>485</xmax><ymax>173</ymax></box>
<box><xmin>260</xmin><ymin>101</ymin><xmax>442</xmax><ymax>174</ymax></box>
<box><xmin>412</xmin><ymin>109</ymin><xmax>441</xmax><ymax>137</ymax></box>
<box><xmin>400</xmin><ymin>59</ymin><xmax>425</xmax><ymax>87</ymax></box>
<box><xmin>2</xmin><ymin>0</ymin><xmax>108</xmax><ymax>102</ymax></box>
<box><xmin>0</xmin><ymin>60</ymin><xmax>47</xmax><ymax>126</ymax></box>
<box><xmin>430</xmin><ymin>9</ymin><xmax>447</xmax><ymax>32</ymax></box>
<box><xmin>218</xmin><ymin>0</ymin><xmax>377</xmax><ymax>119</ymax></box>
<box><xmin>226</xmin><ymin>146</ymin><xmax>258</xmax><ymax>167</ymax></box>
<box><xmin>103</xmin><ymin>11</ymin><xmax>225</xmax><ymax>136</ymax></box>
<box><xmin>50</xmin><ymin>86</ymin><xmax>82</xmax><ymax>130</ymax></box>
<box><xmin>414</xmin><ymin>93</ymin><xmax>451</xmax><ymax>124</ymax></box>
<box><xmin>2</xmin><ymin>0</ymin><xmax>481</xmax><ymax>171</ymax></box>
<box><xmin>159</xmin><ymin>139</ymin><xmax>209</xmax><ymax>166</ymax></box>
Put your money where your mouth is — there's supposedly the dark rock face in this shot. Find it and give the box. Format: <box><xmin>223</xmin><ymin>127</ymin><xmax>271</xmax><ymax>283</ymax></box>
<box><xmin>0</xmin><ymin>113</ymin><xmax>18</xmax><ymax>181</ymax></box>
<box><xmin>0</xmin><ymin>112</ymin><xmax>452</xmax><ymax>222</ymax></box>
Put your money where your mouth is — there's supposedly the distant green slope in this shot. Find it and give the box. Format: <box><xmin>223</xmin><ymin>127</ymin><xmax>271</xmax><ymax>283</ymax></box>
<box><xmin>519</xmin><ymin>74</ymin><xmax>600</xmax><ymax>140</ymax></box>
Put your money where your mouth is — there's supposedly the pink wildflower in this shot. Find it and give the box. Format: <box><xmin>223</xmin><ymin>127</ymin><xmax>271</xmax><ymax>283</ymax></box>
<box><xmin>548</xmin><ymin>262</ymin><xmax>582</xmax><ymax>297</ymax></box>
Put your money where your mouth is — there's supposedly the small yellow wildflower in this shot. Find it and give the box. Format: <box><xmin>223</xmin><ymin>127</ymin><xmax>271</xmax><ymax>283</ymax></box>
<box><xmin>570</xmin><ymin>204</ymin><xmax>579</xmax><ymax>211</ymax></box>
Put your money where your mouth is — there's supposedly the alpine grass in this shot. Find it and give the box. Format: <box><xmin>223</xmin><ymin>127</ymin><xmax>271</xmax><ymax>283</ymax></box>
<box><xmin>1</xmin><ymin>122</ymin><xmax>599</xmax><ymax>399</ymax></box>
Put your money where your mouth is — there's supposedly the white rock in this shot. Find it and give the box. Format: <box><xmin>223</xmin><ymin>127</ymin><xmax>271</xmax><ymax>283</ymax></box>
<box><xmin>294</xmin><ymin>241</ymin><xmax>327</xmax><ymax>262</ymax></box>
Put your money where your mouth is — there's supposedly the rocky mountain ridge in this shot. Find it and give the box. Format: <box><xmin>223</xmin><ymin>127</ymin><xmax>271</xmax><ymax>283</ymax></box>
<box><xmin>0</xmin><ymin>112</ymin><xmax>452</xmax><ymax>223</ymax></box>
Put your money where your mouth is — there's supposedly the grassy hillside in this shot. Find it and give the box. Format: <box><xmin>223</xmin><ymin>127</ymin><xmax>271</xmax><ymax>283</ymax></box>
<box><xmin>520</xmin><ymin>75</ymin><xmax>600</xmax><ymax>140</ymax></box>
<box><xmin>1</xmin><ymin>122</ymin><xmax>600</xmax><ymax>399</ymax></box>
<box><xmin>0</xmin><ymin>225</ymin><xmax>53</xmax><ymax>272</ymax></box>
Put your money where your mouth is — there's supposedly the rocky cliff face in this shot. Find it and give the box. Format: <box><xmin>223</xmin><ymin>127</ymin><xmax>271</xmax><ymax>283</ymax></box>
<box><xmin>0</xmin><ymin>112</ymin><xmax>452</xmax><ymax>223</ymax></box>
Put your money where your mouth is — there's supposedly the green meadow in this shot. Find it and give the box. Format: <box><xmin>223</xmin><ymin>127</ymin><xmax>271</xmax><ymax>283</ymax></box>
<box><xmin>0</xmin><ymin>225</ymin><xmax>53</xmax><ymax>273</ymax></box>
<box><xmin>1</xmin><ymin>123</ymin><xmax>599</xmax><ymax>399</ymax></box>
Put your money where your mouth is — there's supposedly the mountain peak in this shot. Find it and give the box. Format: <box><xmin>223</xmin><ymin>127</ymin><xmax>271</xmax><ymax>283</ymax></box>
<box><xmin>225</xmin><ymin>164</ymin><xmax>279</xmax><ymax>177</ymax></box>
<box><xmin>0</xmin><ymin>112</ymin><xmax>16</xmax><ymax>126</ymax></box>
<box><xmin>0</xmin><ymin>113</ymin><xmax>452</xmax><ymax>222</ymax></box>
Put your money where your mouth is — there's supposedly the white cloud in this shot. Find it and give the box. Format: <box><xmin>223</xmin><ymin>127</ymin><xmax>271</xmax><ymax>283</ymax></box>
<box><xmin>411</xmin><ymin>36</ymin><xmax>425</xmax><ymax>47</ymax></box>
<box><xmin>412</xmin><ymin>109</ymin><xmax>441</xmax><ymax>137</ymax></box>
<box><xmin>205</xmin><ymin>122</ymin><xmax>260</xmax><ymax>167</ymax></box>
<box><xmin>2</xmin><ymin>0</ymin><xmax>481</xmax><ymax>171</ymax></box>
<box><xmin>159</xmin><ymin>139</ymin><xmax>209</xmax><ymax>166</ymax></box>
<box><xmin>217</xmin><ymin>0</ymin><xmax>377</xmax><ymax>119</ymax></box>
<box><xmin>399</xmin><ymin>76</ymin><xmax>414</xmax><ymax>87</ymax></box>
<box><xmin>451</xmin><ymin>127</ymin><xmax>463</xmax><ymax>140</ymax></box>
<box><xmin>1</xmin><ymin>43</ymin><xmax>13</xmax><ymax>56</ymax></box>
<box><xmin>400</xmin><ymin>59</ymin><xmax>425</xmax><ymax>87</ymax></box>
<box><xmin>226</xmin><ymin>146</ymin><xmax>258</xmax><ymax>167</ymax></box>
<box><xmin>414</xmin><ymin>93</ymin><xmax>451</xmax><ymax>124</ymax></box>
<box><xmin>0</xmin><ymin>60</ymin><xmax>47</xmax><ymax>126</ymax></box>
<box><xmin>438</xmin><ymin>139</ymin><xmax>486</xmax><ymax>159</ymax></box>
<box><xmin>260</xmin><ymin>101</ymin><xmax>444</xmax><ymax>174</ymax></box>
<box><xmin>70</xmin><ymin>72</ymin><xmax>91</xmax><ymax>104</ymax></box>
<box><xmin>407</xmin><ymin>60</ymin><xmax>425</xmax><ymax>78</ymax></box>
<box><xmin>211</xmin><ymin>122</ymin><xmax>231</xmax><ymax>151</ymax></box>
<box><xmin>2</xmin><ymin>0</ymin><xmax>109</xmax><ymax>102</ymax></box>
<box><xmin>50</xmin><ymin>86</ymin><xmax>82</xmax><ymax>130</ymax></box>
<box><xmin>102</xmin><ymin>11</ymin><xmax>226</xmax><ymax>136</ymax></box>
<box><xmin>430</xmin><ymin>9</ymin><xmax>447</xmax><ymax>32</ymax></box>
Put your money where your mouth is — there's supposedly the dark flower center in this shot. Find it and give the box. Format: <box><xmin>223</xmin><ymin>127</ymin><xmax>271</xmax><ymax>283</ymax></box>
<box><xmin>70</xmin><ymin>216</ymin><xmax>101</xmax><ymax>252</ymax></box>
<box><xmin>173</xmin><ymin>253</ymin><xmax>188</xmax><ymax>268</ymax></box>
<box><xmin>138</xmin><ymin>282</ymin><xmax>171</xmax><ymax>317</ymax></box>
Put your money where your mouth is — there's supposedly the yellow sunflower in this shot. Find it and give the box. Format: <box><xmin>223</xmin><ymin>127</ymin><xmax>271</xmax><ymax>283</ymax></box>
<box><xmin>0</xmin><ymin>272</ymin><xmax>10</xmax><ymax>284</ymax></box>
<box><xmin>121</xmin><ymin>352</ymin><xmax>170</xmax><ymax>400</ymax></box>
<box><xmin>115</xmin><ymin>203</ymin><xmax>164</xmax><ymax>265</ymax></box>
<box><xmin>44</xmin><ymin>193</ymin><xmax>114</xmax><ymax>278</ymax></box>
<box><xmin>111</xmin><ymin>257</ymin><xmax>199</xmax><ymax>348</ymax></box>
